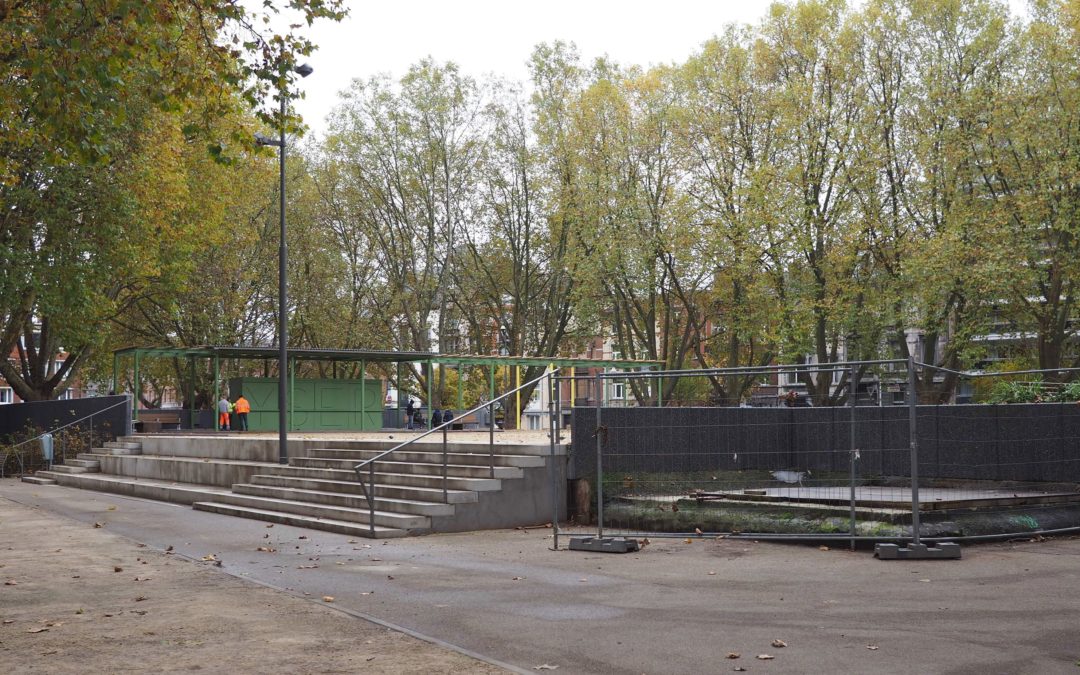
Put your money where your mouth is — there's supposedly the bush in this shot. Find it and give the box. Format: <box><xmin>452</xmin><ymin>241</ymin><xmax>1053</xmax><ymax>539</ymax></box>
<box><xmin>986</xmin><ymin>379</ymin><xmax>1045</xmax><ymax>404</ymax></box>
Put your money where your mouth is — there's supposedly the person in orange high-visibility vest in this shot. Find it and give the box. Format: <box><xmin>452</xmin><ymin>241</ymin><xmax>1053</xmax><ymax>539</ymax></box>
<box><xmin>233</xmin><ymin>395</ymin><xmax>251</xmax><ymax>432</ymax></box>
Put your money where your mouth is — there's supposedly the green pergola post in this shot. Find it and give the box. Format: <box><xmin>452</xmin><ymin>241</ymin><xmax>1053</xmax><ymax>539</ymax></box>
<box><xmin>456</xmin><ymin>364</ymin><xmax>463</xmax><ymax>411</ymax></box>
<box><xmin>213</xmin><ymin>354</ymin><xmax>220</xmax><ymax>431</ymax></box>
<box><xmin>426</xmin><ymin>360</ymin><xmax>433</xmax><ymax>429</ymax></box>
<box><xmin>396</xmin><ymin>361</ymin><xmax>403</xmax><ymax>427</ymax></box>
<box><xmin>359</xmin><ymin>358</ymin><xmax>366</xmax><ymax>430</ymax></box>
<box><xmin>289</xmin><ymin>356</ymin><xmax>296</xmax><ymax>431</ymax></box>
<box><xmin>133</xmin><ymin>350</ymin><xmax>141</xmax><ymax>423</ymax></box>
<box><xmin>189</xmin><ymin>356</ymin><xmax>197</xmax><ymax>429</ymax></box>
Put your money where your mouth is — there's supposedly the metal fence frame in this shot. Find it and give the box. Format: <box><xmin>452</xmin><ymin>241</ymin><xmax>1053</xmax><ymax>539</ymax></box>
<box><xmin>568</xmin><ymin>358</ymin><xmax>1080</xmax><ymax>548</ymax></box>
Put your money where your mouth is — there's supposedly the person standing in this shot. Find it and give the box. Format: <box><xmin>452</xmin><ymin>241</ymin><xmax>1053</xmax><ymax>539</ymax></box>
<box><xmin>405</xmin><ymin>398</ymin><xmax>415</xmax><ymax>430</ymax></box>
<box><xmin>234</xmin><ymin>394</ymin><xmax>251</xmax><ymax>432</ymax></box>
<box><xmin>217</xmin><ymin>395</ymin><xmax>232</xmax><ymax>431</ymax></box>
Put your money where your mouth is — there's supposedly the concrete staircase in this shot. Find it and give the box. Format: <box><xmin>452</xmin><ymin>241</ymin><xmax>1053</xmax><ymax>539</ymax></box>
<box><xmin>29</xmin><ymin>435</ymin><xmax>565</xmax><ymax>538</ymax></box>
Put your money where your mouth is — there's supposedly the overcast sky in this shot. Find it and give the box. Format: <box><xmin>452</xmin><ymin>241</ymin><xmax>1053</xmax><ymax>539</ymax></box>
<box><xmin>288</xmin><ymin>0</ymin><xmax>1030</xmax><ymax>139</ymax></box>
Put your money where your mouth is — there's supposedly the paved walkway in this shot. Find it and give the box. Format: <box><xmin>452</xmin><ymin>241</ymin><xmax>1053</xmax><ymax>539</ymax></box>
<box><xmin>3</xmin><ymin>479</ymin><xmax>1080</xmax><ymax>673</ymax></box>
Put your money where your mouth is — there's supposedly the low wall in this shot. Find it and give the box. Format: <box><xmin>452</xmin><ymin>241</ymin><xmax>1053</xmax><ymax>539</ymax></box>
<box><xmin>0</xmin><ymin>395</ymin><xmax>131</xmax><ymax>440</ymax></box>
<box><xmin>570</xmin><ymin>403</ymin><xmax>1080</xmax><ymax>483</ymax></box>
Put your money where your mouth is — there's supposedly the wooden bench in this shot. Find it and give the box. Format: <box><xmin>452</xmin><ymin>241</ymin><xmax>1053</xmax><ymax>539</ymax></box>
<box><xmin>134</xmin><ymin>411</ymin><xmax>182</xmax><ymax>432</ymax></box>
<box><xmin>450</xmin><ymin>411</ymin><xmax>484</xmax><ymax>430</ymax></box>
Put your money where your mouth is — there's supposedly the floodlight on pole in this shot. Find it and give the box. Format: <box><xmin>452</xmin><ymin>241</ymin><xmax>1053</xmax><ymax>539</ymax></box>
<box><xmin>260</xmin><ymin>58</ymin><xmax>313</xmax><ymax>465</ymax></box>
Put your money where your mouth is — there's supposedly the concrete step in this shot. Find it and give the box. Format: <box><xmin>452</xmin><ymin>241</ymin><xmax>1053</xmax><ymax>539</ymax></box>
<box><xmin>191</xmin><ymin>502</ymin><xmax>407</xmax><ymax>539</ymax></box>
<box><xmin>21</xmin><ymin>475</ymin><xmax>56</xmax><ymax>485</ymax></box>
<box><xmin>48</xmin><ymin>464</ymin><xmax>95</xmax><ymax>474</ymax></box>
<box><xmin>232</xmin><ymin>483</ymin><xmax>456</xmax><ymax>517</ymax></box>
<box><xmin>34</xmin><ymin>472</ymin><xmax>231</xmax><ymax>504</ymax></box>
<box><xmin>249</xmin><ymin>474</ymin><xmax>479</xmax><ymax>504</ymax></box>
<box><xmin>292</xmin><ymin>456</ymin><xmax>524</xmax><ymax>479</ymax></box>
<box><xmin>201</xmin><ymin>492</ymin><xmax>430</xmax><ymax>529</ymax></box>
<box><xmin>263</xmin><ymin>464</ymin><xmax>503</xmax><ymax>491</ymax></box>
<box><xmin>66</xmin><ymin>459</ymin><xmax>101</xmax><ymax>470</ymax></box>
<box><xmin>105</xmin><ymin>441</ymin><xmax>142</xmax><ymax>450</ymax></box>
<box><xmin>93</xmin><ymin>454</ymin><xmax>275</xmax><ymax>488</ymax></box>
<box><xmin>311</xmin><ymin>447</ymin><xmax>546</xmax><ymax>468</ymax></box>
<box><xmin>96</xmin><ymin>446</ymin><xmax>142</xmax><ymax>456</ymax></box>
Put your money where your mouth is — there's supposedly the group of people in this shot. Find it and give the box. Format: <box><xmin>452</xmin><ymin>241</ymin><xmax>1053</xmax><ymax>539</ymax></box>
<box><xmin>217</xmin><ymin>394</ymin><xmax>251</xmax><ymax>431</ymax></box>
<box><xmin>404</xmin><ymin>398</ymin><xmax>454</xmax><ymax>430</ymax></box>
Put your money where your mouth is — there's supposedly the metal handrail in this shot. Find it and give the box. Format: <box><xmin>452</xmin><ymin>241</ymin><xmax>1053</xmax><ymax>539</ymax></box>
<box><xmin>352</xmin><ymin>368</ymin><xmax>554</xmax><ymax>535</ymax></box>
<box><xmin>2</xmin><ymin>397</ymin><xmax>130</xmax><ymax>476</ymax></box>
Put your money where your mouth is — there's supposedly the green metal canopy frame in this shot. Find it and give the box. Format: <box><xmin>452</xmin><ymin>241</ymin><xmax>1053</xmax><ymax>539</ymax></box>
<box><xmin>113</xmin><ymin>346</ymin><xmax>663</xmax><ymax>431</ymax></box>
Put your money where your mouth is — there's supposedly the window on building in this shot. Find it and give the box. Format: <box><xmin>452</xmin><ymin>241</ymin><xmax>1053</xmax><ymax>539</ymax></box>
<box><xmin>0</xmin><ymin>387</ymin><xmax>12</xmax><ymax>404</ymax></box>
<box><xmin>612</xmin><ymin>382</ymin><xmax>625</xmax><ymax>400</ymax></box>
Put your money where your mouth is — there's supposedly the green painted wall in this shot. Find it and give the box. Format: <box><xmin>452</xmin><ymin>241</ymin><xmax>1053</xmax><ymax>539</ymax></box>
<box><xmin>228</xmin><ymin>378</ymin><xmax>383</xmax><ymax>431</ymax></box>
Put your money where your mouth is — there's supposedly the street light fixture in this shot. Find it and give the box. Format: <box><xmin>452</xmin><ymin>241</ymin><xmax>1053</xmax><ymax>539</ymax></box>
<box><xmin>259</xmin><ymin>60</ymin><xmax>312</xmax><ymax>464</ymax></box>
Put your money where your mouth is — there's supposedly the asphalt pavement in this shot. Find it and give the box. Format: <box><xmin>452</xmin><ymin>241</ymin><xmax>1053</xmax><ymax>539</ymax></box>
<box><xmin>3</xmin><ymin>479</ymin><xmax>1079</xmax><ymax>674</ymax></box>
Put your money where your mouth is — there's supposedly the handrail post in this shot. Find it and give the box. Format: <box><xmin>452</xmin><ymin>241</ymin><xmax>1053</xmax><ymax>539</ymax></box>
<box><xmin>488</xmin><ymin>399</ymin><xmax>495</xmax><ymax>479</ymax></box>
<box><xmin>369</xmin><ymin>462</ymin><xmax>376</xmax><ymax>536</ymax></box>
<box><xmin>548</xmin><ymin>371</ymin><xmax>559</xmax><ymax>550</ymax></box>
<box><xmin>442</xmin><ymin>423</ymin><xmax>448</xmax><ymax>503</ymax></box>
<box><xmin>849</xmin><ymin>364</ymin><xmax>857</xmax><ymax>551</ymax></box>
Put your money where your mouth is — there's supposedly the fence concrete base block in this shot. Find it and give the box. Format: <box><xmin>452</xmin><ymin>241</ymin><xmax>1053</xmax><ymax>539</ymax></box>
<box><xmin>875</xmin><ymin>542</ymin><xmax>961</xmax><ymax>560</ymax></box>
<box><xmin>568</xmin><ymin>537</ymin><xmax>640</xmax><ymax>554</ymax></box>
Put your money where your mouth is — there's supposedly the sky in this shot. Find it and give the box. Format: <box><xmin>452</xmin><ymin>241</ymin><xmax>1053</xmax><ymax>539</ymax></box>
<box><xmin>287</xmin><ymin>0</ymin><xmax>1030</xmax><ymax>139</ymax></box>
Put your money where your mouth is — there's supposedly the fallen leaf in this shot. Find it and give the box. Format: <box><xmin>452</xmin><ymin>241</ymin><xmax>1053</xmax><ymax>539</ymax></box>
<box><xmin>75</xmin><ymin>608</ymin><xmax>84</xmax><ymax>614</ymax></box>
<box><xmin>695</xmin><ymin>527</ymin><xmax>703</xmax><ymax>536</ymax></box>
<box><xmin>134</xmin><ymin>577</ymin><xmax>151</xmax><ymax>582</ymax></box>
<box><xmin>348</xmin><ymin>540</ymin><xmax>358</xmax><ymax>544</ymax></box>
<box><xmin>298</xmin><ymin>565</ymin><xmax>318</xmax><ymax>569</ymax></box>
<box><xmin>578</xmin><ymin>578</ymin><xmax>588</xmax><ymax>583</ymax></box>
<box><xmin>263</xmin><ymin>534</ymin><xmax>270</xmax><ymax>539</ymax></box>
<box><xmin>819</xmin><ymin>546</ymin><xmax>830</xmax><ymax>551</ymax></box>
<box><xmin>322</xmin><ymin>596</ymin><xmax>335</xmax><ymax>603</ymax></box>
<box><xmin>512</xmin><ymin>576</ymin><xmax>526</xmax><ymax>581</ymax></box>
<box><xmin>265</xmin><ymin>524</ymin><xmax>274</xmax><ymax>528</ymax></box>
<box><xmin>671</xmin><ymin>503</ymin><xmax>680</xmax><ymax>512</ymax></box>
<box><xmin>4</xmin><ymin>580</ymin><xmax>16</xmax><ymax>586</ymax></box>
<box><xmin>708</xmin><ymin>571</ymin><xmax>717</xmax><ymax>576</ymax></box>
<box><xmin>200</xmin><ymin>555</ymin><xmax>218</xmax><ymax>562</ymax></box>
<box><xmin>27</xmin><ymin>627</ymin><xmax>48</xmax><ymax>633</ymax></box>
<box><xmin>919</xmin><ymin>579</ymin><xmax>931</xmax><ymax>583</ymax></box>
<box><xmin>387</xmin><ymin>575</ymin><xmax>394</xmax><ymax>580</ymax></box>
<box><xmin>3</xmin><ymin>619</ymin><xmax>14</xmax><ymax>624</ymax></box>
<box><xmin>733</xmin><ymin>668</ymin><xmax>747</xmax><ymax>672</ymax></box>
<box><xmin>113</xmin><ymin>566</ymin><xmax>123</xmax><ymax>573</ymax></box>
<box><xmin>533</xmin><ymin>665</ymin><xmax>559</xmax><ymax>671</ymax></box>
<box><xmin>726</xmin><ymin>652</ymin><xmax>740</xmax><ymax>659</ymax></box>
<box><xmin>134</xmin><ymin>596</ymin><xmax>147</xmax><ymax>602</ymax></box>
<box><xmin>771</xmin><ymin>639</ymin><xmax>787</xmax><ymax>648</ymax></box>
<box><xmin>756</xmin><ymin>654</ymin><xmax>774</xmax><ymax>660</ymax></box>
<box><xmin>866</xmin><ymin>645</ymin><xmax>879</xmax><ymax>651</ymax></box>
<box><xmin>684</xmin><ymin>538</ymin><xmax>693</xmax><ymax>544</ymax></box>
<box><xmin>165</xmin><ymin>546</ymin><xmax>173</xmax><ymax>552</ymax></box>
<box><xmin>256</xmin><ymin>547</ymin><xmax>276</xmax><ymax>553</ymax></box>
<box><xmin>107</xmin><ymin>506</ymin><xmax>117</xmax><ymax>511</ymax></box>
<box><xmin>298</xmin><ymin>536</ymin><xmax>307</xmax><ymax>540</ymax></box>
<box><xmin>93</xmin><ymin>523</ymin><xmax>103</xmax><ymax>528</ymax></box>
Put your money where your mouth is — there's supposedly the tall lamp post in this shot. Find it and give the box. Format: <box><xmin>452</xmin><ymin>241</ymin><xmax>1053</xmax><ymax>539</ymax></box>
<box><xmin>256</xmin><ymin>59</ymin><xmax>313</xmax><ymax>464</ymax></box>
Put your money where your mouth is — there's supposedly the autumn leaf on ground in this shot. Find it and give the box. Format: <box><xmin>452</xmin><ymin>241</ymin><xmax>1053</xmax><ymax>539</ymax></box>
<box><xmin>165</xmin><ymin>546</ymin><xmax>173</xmax><ymax>552</ymax></box>
<box><xmin>867</xmin><ymin>645</ymin><xmax>879</xmax><ymax>650</ymax></box>
<box><xmin>533</xmin><ymin>665</ymin><xmax>559</xmax><ymax>671</ymax></box>
<box><xmin>726</xmin><ymin>652</ymin><xmax>740</xmax><ymax>659</ymax></box>
<box><xmin>684</xmin><ymin>538</ymin><xmax>693</xmax><ymax>544</ymax></box>
<box><xmin>256</xmin><ymin>547</ymin><xmax>276</xmax><ymax>553</ymax></box>
<box><xmin>200</xmin><ymin>555</ymin><xmax>218</xmax><ymax>562</ymax></box>
<box><xmin>134</xmin><ymin>596</ymin><xmax>147</xmax><ymax>602</ymax></box>
<box><xmin>771</xmin><ymin>639</ymin><xmax>787</xmax><ymax>648</ymax></box>
<box><xmin>265</xmin><ymin>524</ymin><xmax>274</xmax><ymax>528</ymax></box>
<box><xmin>27</xmin><ymin>626</ymin><xmax>48</xmax><ymax>633</ymax></box>
<box><xmin>113</xmin><ymin>566</ymin><xmax>123</xmax><ymax>573</ymax></box>
<box><xmin>819</xmin><ymin>546</ymin><xmax>830</xmax><ymax>551</ymax></box>
<box><xmin>107</xmin><ymin>506</ymin><xmax>117</xmax><ymax>511</ymax></box>
<box><xmin>4</xmin><ymin>580</ymin><xmax>16</xmax><ymax>585</ymax></box>
<box><xmin>733</xmin><ymin>667</ymin><xmax>747</xmax><ymax>672</ymax></box>
<box><xmin>322</xmin><ymin>596</ymin><xmax>335</xmax><ymax>603</ymax></box>
<box><xmin>93</xmin><ymin>523</ymin><xmax>103</xmax><ymax>528</ymax></box>
<box><xmin>512</xmin><ymin>576</ymin><xmax>526</xmax><ymax>581</ymax></box>
<box><xmin>756</xmin><ymin>654</ymin><xmax>774</xmax><ymax>660</ymax></box>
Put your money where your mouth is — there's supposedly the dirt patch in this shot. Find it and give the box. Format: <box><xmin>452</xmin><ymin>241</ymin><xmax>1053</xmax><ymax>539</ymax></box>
<box><xmin>0</xmin><ymin>498</ymin><xmax>505</xmax><ymax>674</ymax></box>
